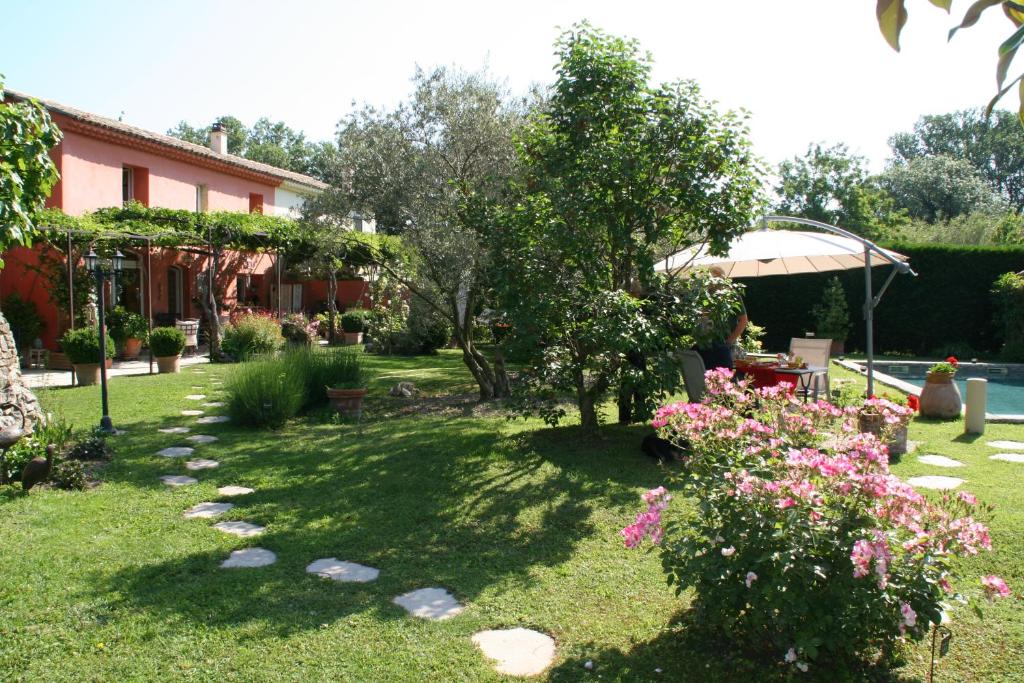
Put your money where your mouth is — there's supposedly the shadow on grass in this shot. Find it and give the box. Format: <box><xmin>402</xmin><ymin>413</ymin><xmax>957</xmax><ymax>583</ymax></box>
<box><xmin>96</xmin><ymin>406</ymin><xmax>665</xmax><ymax>636</ymax></box>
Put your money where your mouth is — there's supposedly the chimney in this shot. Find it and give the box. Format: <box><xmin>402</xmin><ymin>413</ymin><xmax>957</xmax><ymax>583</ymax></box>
<box><xmin>209</xmin><ymin>121</ymin><xmax>227</xmax><ymax>155</ymax></box>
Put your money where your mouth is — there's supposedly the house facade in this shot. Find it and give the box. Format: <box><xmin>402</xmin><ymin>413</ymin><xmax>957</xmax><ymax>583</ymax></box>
<box><xmin>1</xmin><ymin>91</ymin><xmax>372</xmax><ymax>351</ymax></box>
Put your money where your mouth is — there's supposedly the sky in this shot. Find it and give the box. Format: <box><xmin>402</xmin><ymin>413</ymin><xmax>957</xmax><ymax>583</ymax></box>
<box><xmin>0</xmin><ymin>0</ymin><xmax>1015</xmax><ymax>174</ymax></box>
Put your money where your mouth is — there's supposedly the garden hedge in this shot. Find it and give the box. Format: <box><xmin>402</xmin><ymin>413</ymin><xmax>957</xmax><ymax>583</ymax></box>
<box><xmin>740</xmin><ymin>243</ymin><xmax>1024</xmax><ymax>357</ymax></box>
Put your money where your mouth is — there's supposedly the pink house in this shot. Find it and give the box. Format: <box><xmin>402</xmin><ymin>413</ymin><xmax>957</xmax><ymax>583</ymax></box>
<box><xmin>1</xmin><ymin>91</ymin><xmax>372</xmax><ymax>352</ymax></box>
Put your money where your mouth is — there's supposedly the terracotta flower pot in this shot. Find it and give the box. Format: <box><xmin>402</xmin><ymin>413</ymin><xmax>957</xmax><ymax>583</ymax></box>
<box><xmin>73</xmin><ymin>363</ymin><xmax>100</xmax><ymax>386</ymax></box>
<box><xmin>122</xmin><ymin>337</ymin><xmax>143</xmax><ymax>360</ymax></box>
<box><xmin>156</xmin><ymin>355</ymin><xmax>181</xmax><ymax>374</ymax></box>
<box><xmin>326</xmin><ymin>387</ymin><xmax>367</xmax><ymax>419</ymax></box>
<box><xmin>342</xmin><ymin>331</ymin><xmax>363</xmax><ymax>345</ymax></box>
<box><xmin>919</xmin><ymin>371</ymin><xmax>961</xmax><ymax>419</ymax></box>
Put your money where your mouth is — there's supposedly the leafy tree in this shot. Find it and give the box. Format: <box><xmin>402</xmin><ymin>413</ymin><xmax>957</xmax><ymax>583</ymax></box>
<box><xmin>878</xmin><ymin>154</ymin><xmax>1007</xmax><ymax>222</ymax></box>
<box><xmin>311</xmin><ymin>66</ymin><xmax>522</xmax><ymax>399</ymax></box>
<box><xmin>773</xmin><ymin>143</ymin><xmax>906</xmax><ymax>239</ymax></box>
<box><xmin>495</xmin><ymin>24</ymin><xmax>762</xmax><ymax>430</ymax></box>
<box><xmin>889</xmin><ymin>109</ymin><xmax>1024</xmax><ymax>209</ymax></box>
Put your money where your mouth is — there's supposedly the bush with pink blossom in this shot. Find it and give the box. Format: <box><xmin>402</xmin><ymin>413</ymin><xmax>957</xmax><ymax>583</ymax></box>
<box><xmin>624</xmin><ymin>369</ymin><xmax>1010</xmax><ymax>672</ymax></box>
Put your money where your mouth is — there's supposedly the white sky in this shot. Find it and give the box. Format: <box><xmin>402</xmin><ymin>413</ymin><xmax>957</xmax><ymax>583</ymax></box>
<box><xmin>0</xmin><ymin>0</ymin><xmax>1014</xmax><ymax>173</ymax></box>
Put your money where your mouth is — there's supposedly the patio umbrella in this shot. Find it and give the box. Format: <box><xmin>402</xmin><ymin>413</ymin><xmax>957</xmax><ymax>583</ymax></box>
<box><xmin>656</xmin><ymin>216</ymin><xmax>916</xmax><ymax>395</ymax></box>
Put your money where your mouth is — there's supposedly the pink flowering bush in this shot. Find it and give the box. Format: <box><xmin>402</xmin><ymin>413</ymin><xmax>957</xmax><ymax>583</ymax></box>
<box><xmin>626</xmin><ymin>369</ymin><xmax>1009</xmax><ymax>671</ymax></box>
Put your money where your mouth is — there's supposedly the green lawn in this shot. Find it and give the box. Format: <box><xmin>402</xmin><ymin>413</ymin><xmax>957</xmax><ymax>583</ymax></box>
<box><xmin>1</xmin><ymin>352</ymin><xmax>1021</xmax><ymax>681</ymax></box>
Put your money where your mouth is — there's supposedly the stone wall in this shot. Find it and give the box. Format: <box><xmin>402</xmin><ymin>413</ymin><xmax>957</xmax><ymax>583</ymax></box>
<box><xmin>0</xmin><ymin>313</ymin><xmax>43</xmax><ymax>428</ymax></box>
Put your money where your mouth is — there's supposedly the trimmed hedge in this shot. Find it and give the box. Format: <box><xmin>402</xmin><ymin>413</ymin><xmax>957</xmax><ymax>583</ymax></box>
<box><xmin>741</xmin><ymin>243</ymin><xmax>1024</xmax><ymax>357</ymax></box>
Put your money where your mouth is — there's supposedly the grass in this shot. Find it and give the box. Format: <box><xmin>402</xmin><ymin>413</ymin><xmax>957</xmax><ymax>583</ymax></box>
<box><xmin>0</xmin><ymin>351</ymin><xmax>1021</xmax><ymax>681</ymax></box>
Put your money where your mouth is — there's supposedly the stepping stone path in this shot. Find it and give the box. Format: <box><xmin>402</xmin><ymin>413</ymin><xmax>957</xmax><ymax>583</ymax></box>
<box><xmin>213</xmin><ymin>521</ymin><xmax>265</xmax><ymax>537</ymax></box>
<box><xmin>158</xmin><ymin>426</ymin><xmax>190</xmax><ymax>434</ymax></box>
<box><xmin>160</xmin><ymin>475</ymin><xmax>198</xmax><ymax>487</ymax></box>
<box><xmin>393</xmin><ymin>588</ymin><xmax>463</xmax><ymax>620</ymax></box>
<box><xmin>192</xmin><ymin>386</ymin><xmax>205</xmax><ymax>390</ymax></box>
<box><xmin>907</xmin><ymin>475</ymin><xmax>965</xmax><ymax>490</ymax></box>
<box><xmin>991</xmin><ymin>453</ymin><xmax>1024</xmax><ymax>463</ymax></box>
<box><xmin>217</xmin><ymin>485</ymin><xmax>253</xmax><ymax>496</ymax></box>
<box><xmin>917</xmin><ymin>454</ymin><xmax>964</xmax><ymax>468</ymax></box>
<box><xmin>196</xmin><ymin>416</ymin><xmax>230</xmax><ymax>424</ymax></box>
<box><xmin>185</xmin><ymin>394</ymin><xmax>206</xmax><ymax>401</ymax></box>
<box><xmin>185</xmin><ymin>459</ymin><xmax>219</xmax><ymax>470</ymax></box>
<box><xmin>157</xmin><ymin>446</ymin><xmax>195</xmax><ymax>458</ymax></box>
<box><xmin>203</xmin><ymin>401</ymin><xmax>225</xmax><ymax>408</ymax></box>
<box><xmin>471</xmin><ymin>628</ymin><xmax>556</xmax><ymax>677</ymax></box>
<box><xmin>221</xmin><ymin>548</ymin><xmax>276</xmax><ymax>568</ymax></box>
<box><xmin>306</xmin><ymin>558</ymin><xmax>379</xmax><ymax>583</ymax></box>
<box><xmin>987</xmin><ymin>440</ymin><xmax>1024</xmax><ymax>450</ymax></box>
<box><xmin>187</xmin><ymin>434</ymin><xmax>219</xmax><ymax>444</ymax></box>
<box><xmin>192</xmin><ymin>370</ymin><xmax>206</xmax><ymax>374</ymax></box>
<box><xmin>181</xmin><ymin>409</ymin><xmax>204</xmax><ymax>417</ymax></box>
<box><xmin>183</xmin><ymin>502</ymin><xmax>233</xmax><ymax>519</ymax></box>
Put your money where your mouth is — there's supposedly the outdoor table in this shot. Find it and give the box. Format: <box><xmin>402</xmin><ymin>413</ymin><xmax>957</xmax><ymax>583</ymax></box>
<box><xmin>734</xmin><ymin>361</ymin><xmax>825</xmax><ymax>402</ymax></box>
<box><xmin>772</xmin><ymin>366</ymin><xmax>820</xmax><ymax>402</ymax></box>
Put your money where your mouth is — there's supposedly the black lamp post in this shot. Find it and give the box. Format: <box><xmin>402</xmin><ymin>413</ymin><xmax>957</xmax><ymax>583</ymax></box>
<box><xmin>85</xmin><ymin>248</ymin><xmax>124</xmax><ymax>434</ymax></box>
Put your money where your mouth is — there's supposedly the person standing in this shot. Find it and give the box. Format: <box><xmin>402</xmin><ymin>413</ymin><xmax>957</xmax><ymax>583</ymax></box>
<box><xmin>697</xmin><ymin>266</ymin><xmax>748</xmax><ymax>370</ymax></box>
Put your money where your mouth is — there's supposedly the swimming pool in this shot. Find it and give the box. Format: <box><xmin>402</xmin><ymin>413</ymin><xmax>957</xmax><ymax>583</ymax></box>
<box><xmin>905</xmin><ymin>377</ymin><xmax>1024</xmax><ymax>416</ymax></box>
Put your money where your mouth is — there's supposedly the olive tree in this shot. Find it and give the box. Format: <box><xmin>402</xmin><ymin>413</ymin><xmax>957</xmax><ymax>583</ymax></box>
<box><xmin>494</xmin><ymin>25</ymin><xmax>763</xmax><ymax>430</ymax></box>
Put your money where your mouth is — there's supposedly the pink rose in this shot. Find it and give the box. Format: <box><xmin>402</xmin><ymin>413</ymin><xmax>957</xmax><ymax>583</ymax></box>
<box><xmin>982</xmin><ymin>575</ymin><xmax>1011</xmax><ymax>598</ymax></box>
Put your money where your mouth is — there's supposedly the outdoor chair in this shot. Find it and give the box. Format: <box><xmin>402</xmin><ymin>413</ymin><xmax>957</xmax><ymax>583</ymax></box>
<box><xmin>680</xmin><ymin>350</ymin><xmax>707</xmax><ymax>403</ymax></box>
<box><xmin>788</xmin><ymin>337</ymin><xmax>832</xmax><ymax>400</ymax></box>
<box><xmin>176</xmin><ymin>319</ymin><xmax>200</xmax><ymax>356</ymax></box>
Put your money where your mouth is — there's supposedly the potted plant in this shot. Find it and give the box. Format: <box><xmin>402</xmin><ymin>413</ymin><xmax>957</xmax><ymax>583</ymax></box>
<box><xmin>340</xmin><ymin>310</ymin><xmax>366</xmax><ymax>345</ymax></box>
<box><xmin>857</xmin><ymin>396</ymin><xmax>914</xmax><ymax>457</ymax></box>
<box><xmin>281</xmin><ymin>313</ymin><xmax>314</xmax><ymax>347</ymax></box>
<box><xmin>107</xmin><ymin>306</ymin><xmax>148</xmax><ymax>360</ymax></box>
<box><xmin>149</xmin><ymin>326</ymin><xmax>186</xmax><ymax>374</ymax></box>
<box><xmin>919</xmin><ymin>356</ymin><xmax>962</xmax><ymax>418</ymax></box>
<box><xmin>60</xmin><ymin>327</ymin><xmax>114</xmax><ymax>386</ymax></box>
<box><xmin>812</xmin><ymin>276</ymin><xmax>851</xmax><ymax>356</ymax></box>
<box><xmin>325</xmin><ymin>352</ymin><xmax>367</xmax><ymax>419</ymax></box>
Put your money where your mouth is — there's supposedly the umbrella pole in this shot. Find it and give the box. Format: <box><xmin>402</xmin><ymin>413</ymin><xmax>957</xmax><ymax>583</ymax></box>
<box><xmin>864</xmin><ymin>246</ymin><xmax>874</xmax><ymax>397</ymax></box>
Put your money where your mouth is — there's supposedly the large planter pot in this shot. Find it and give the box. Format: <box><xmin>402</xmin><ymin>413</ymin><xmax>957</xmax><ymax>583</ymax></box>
<box><xmin>829</xmin><ymin>339</ymin><xmax>845</xmax><ymax>356</ymax></box>
<box><xmin>857</xmin><ymin>412</ymin><xmax>909</xmax><ymax>456</ymax></box>
<box><xmin>122</xmin><ymin>337</ymin><xmax>143</xmax><ymax>360</ymax></box>
<box><xmin>73</xmin><ymin>363</ymin><xmax>100</xmax><ymax>386</ymax></box>
<box><xmin>919</xmin><ymin>371</ymin><xmax>962</xmax><ymax>419</ymax></box>
<box><xmin>326</xmin><ymin>387</ymin><xmax>367</xmax><ymax>419</ymax></box>
<box><xmin>342</xmin><ymin>331</ymin><xmax>363</xmax><ymax>345</ymax></box>
<box><xmin>155</xmin><ymin>355</ymin><xmax>181</xmax><ymax>374</ymax></box>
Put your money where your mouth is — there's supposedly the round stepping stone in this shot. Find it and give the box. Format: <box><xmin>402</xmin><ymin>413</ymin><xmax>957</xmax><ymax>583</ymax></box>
<box><xmin>181</xmin><ymin>409</ymin><xmax>205</xmax><ymax>417</ymax></box>
<box><xmin>202</xmin><ymin>401</ymin><xmax>225</xmax><ymax>408</ymax></box>
<box><xmin>192</xmin><ymin>369</ymin><xmax>206</xmax><ymax>374</ymax></box>
<box><xmin>990</xmin><ymin>452</ymin><xmax>1024</xmax><ymax>463</ymax></box>
<box><xmin>185</xmin><ymin>459</ymin><xmax>219</xmax><ymax>470</ymax></box>
<box><xmin>196</xmin><ymin>415</ymin><xmax>230</xmax><ymax>424</ymax></box>
<box><xmin>221</xmin><ymin>548</ymin><xmax>275</xmax><ymax>568</ymax></box>
<box><xmin>987</xmin><ymin>440</ymin><xmax>1024</xmax><ymax>450</ymax></box>
<box><xmin>393</xmin><ymin>587</ymin><xmax>464</xmax><ymax>620</ymax></box>
<box><xmin>217</xmin><ymin>485</ymin><xmax>254</xmax><ymax>497</ymax></box>
<box><xmin>907</xmin><ymin>475</ymin><xmax>965</xmax><ymax>490</ymax></box>
<box><xmin>192</xmin><ymin>386</ymin><xmax>205</xmax><ymax>389</ymax></box>
<box><xmin>213</xmin><ymin>521</ymin><xmax>265</xmax><ymax>537</ymax></box>
<box><xmin>160</xmin><ymin>475</ymin><xmax>198</xmax><ymax>487</ymax></box>
<box><xmin>186</xmin><ymin>434</ymin><xmax>219</xmax><ymax>444</ymax></box>
<box><xmin>183</xmin><ymin>502</ymin><xmax>233</xmax><ymax>519</ymax></box>
<box><xmin>157</xmin><ymin>446</ymin><xmax>195</xmax><ymax>458</ymax></box>
<box><xmin>472</xmin><ymin>628</ymin><xmax>556</xmax><ymax>677</ymax></box>
<box><xmin>158</xmin><ymin>426</ymin><xmax>190</xmax><ymax>434</ymax></box>
<box><xmin>305</xmin><ymin>558</ymin><xmax>379</xmax><ymax>583</ymax></box>
<box><xmin>185</xmin><ymin>394</ymin><xmax>207</xmax><ymax>401</ymax></box>
<box><xmin>917</xmin><ymin>454</ymin><xmax>964</xmax><ymax>468</ymax></box>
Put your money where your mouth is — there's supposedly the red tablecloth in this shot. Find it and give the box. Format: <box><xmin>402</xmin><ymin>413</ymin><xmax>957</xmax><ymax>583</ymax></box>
<box><xmin>734</xmin><ymin>361</ymin><xmax>799</xmax><ymax>390</ymax></box>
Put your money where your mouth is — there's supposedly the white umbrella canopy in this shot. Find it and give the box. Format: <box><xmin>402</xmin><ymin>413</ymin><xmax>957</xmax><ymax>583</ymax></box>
<box><xmin>656</xmin><ymin>229</ymin><xmax>910</xmax><ymax>278</ymax></box>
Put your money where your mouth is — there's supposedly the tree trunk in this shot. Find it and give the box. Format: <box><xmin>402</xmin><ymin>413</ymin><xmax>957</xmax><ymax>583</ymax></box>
<box><xmin>579</xmin><ymin>390</ymin><xmax>599</xmax><ymax>432</ymax></box>
<box><xmin>327</xmin><ymin>271</ymin><xmax>338</xmax><ymax>344</ymax></box>
<box><xmin>204</xmin><ymin>249</ymin><xmax>222</xmax><ymax>358</ymax></box>
<box><xmin>493</xmin><ymin>345</ymin><xmax>510</xmax><ymax>398</ymax></box>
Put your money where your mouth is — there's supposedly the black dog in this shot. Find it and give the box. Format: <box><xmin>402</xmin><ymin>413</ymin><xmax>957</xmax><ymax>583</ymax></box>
<box><xmin>641</xmin><ymin>434</ymin><xmax>683</xmax><ymax>463</ymax></box>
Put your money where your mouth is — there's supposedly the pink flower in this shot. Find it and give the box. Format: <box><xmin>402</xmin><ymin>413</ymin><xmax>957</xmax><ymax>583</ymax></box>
<box><xmin>745</xmin><ymin>571</ymin><xmax>758</xmax><ymax>588</ymax></box>
<box><xmin>721</xmin><ymin>546</ymin><xmax>736</xmax><ymax>557</ymax></box>
<box><xmin>777</xmin><ymin>497</ymin><xmax>796</xmax><ymax>509</ymax></box>
<box><xmin>982</xmin><ymin>575</ymin><xmax>1011</xmax><ymax>598</ymax></box>
<box><xmin>900</xmin><ymin>602</ymin><xmax>917</xmax><ymax>628</ymax></box>
<box><xmin>958</xmin><ymin>491</ymin><xmax>978</xmax><ymax>506</ymax></box>
<box><xmin>784</xmin><ymin>648</ymin><xmax>797</xmax><ymax>663</ymax></box>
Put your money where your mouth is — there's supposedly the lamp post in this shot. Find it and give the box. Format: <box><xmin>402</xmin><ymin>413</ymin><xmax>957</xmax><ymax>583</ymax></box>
<box><xmin>85</xmin><ymin>248</ymin><xmax>124</xmax><ymax>434</ymax></box>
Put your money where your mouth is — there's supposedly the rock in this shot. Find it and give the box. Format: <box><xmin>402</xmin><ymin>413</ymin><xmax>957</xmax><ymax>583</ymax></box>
<box><xmin>389</xmin><ymin>382</ymin><xmax>418</xmax><ymax>398</ymax></box>
<box><xmin>213</xmin><ymin>521</ymin><xmax>265</xmax><ymax>537</ymax></box>
<box><xmin>916</xmin><ymin>455</ymin><xmax>964</xmax><ymax>468</ymax></box>
<box><xmin>196</xmin><ymin>416</ymin><xmax>230</xmax><ymax>424</ymax></box>
<box><xmin>990</xmin><ymin>453</ymin><xmax>1024</xmax><ymax>463</ymax></box>
<box><xmin>184</xmin><ymin>394</ymin><xmax>206</xmax><ymax>401</ymax></box>
<box><xmin>181</xmin><ymin>409</ymin><xmax>204</xmax><ymax>417</ymax></box>
<box><xmin>183</xmin><ymin>502</ymin><xmax>233</xmax><ymax>518</ymax></box>
<box><xmin>185</xmin><ymin>459</ymin><xmax>219</xmax><ymax>470</ymax></box>
<box><xmin>221</xmin><ymin>548</ymin><xmax>276</xmax><ymax>568</ymax></box>
<box><xmin>157</xmin><ymin>446</ymin><xmax>195</xmax><ymax>458</ymax></box>
<box><xmin>392</xmin><ymin>587</ymin><xmax>463</xmax><ymax>620</ymax></box>
<box><xmin>305</xmin><ymin>558</ymin><xmax>379</xmax><ymax>582</ymax></box>
<box><xmin>202</xmin><ymin>401</ymin><xmax>225</xmax><ymax>408</ymax></box>
<box><xmin>217</xmin><ymin>485</ymin><xmax>253</xmax><ymax>496</ymax></box>
<box><xmin>158</xmin><ymin>426</ymin><xmax>190</xmax><ymax>434</ymax></box>
<box><xmin>0</xmin><ymin>315</ymin><xmax>44</xmax><ymax>429</ymax></box>
<box><xmin>907</xmin><ymin>475</ymin><xmax>965</xmax><ymax>490</ymax></box>
<box><xmin>186</xmin><ymin>434</ymin><xmax>218</xmax><ymax>444</ymax></box>
<box><xmin>160</xmin><ymin>475</ymin><xmax>198</xmax><ymax>486</ymax></box>
<box><xmin>987</xmin><ymin>440</ymin><xmax>1024</xmax><ymax>450</ymax></box>
<box><xmin>471</xmin><ymin>628</ymin><xmax>556</xmax><ymax>677</ymax></box>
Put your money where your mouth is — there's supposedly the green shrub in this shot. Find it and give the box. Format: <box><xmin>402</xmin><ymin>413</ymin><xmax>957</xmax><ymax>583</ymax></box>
<box><xmin>67</xmin><ymin>433</ymin><xmax>109</xmax><ymax>461</ymax></box>
<box><xmin>51</xmin><ymin>459</ymin><xmax>87</xmax><ymax>490</ymax></box>
<box><xmin>811</xmin><ymin>276</ymin><xmax>851</xmax><ymax>342</ymax></box>
<box><xmin>148</xmin><ymin>327</ymin><xmax>185</xmax><ymax>357</ymax></box>
<box><xmin>60</xmin><ymin>327</ymin><xmax>114</xmax><ymax>364</ymax></box>
<box><xmin>225</xmin><ymin>356</ymin><xmax>304</xmax><ymax>428</ymax></box>
<box><xmin>280</xmin><ymin>347</ymin><xmax>366</xmax><ymax>408</ymax></box>
<box><xmin>281</xmin><ymin>313</ymin><xmax>314</xmax><ymax>345</ymax></box>
<box><xmin>107</xmin><ymin>306</ymin><xmax>148</xmax><ymax>343</ymax></box>
<box><xmin>341</xmin><ymin>310</ymin><xmax>368</xmax><ymax>333</ymax></box>
<box><xmin>222</xmin><ymin>313</ymin><xmax>283</xmax><ymax>360</ymax></box>
<box><xmin>1</xmin><ymin>413</ymin><xmax>73</xmax><ymax>482</ymax></box>
<box><xmin>2</xmin><ymin>293</ymin><xmax>44</xmax><ymax>357</ymax></box>
<box><xmin>992</xmin><ymin>271</ymin><xmax>1024</xmax><ymax>361</ymax></box>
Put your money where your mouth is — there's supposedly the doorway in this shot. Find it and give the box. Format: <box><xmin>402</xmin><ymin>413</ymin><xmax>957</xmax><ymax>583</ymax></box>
<box><xmin>167</xmin><ymin>266</ymin><xmax>184</xmax><ymax>321</ymax></box>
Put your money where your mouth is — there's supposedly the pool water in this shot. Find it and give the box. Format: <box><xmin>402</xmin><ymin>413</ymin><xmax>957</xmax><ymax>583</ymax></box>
<box><xmin>906</xmin><ymin>377</ymin><xmax>1024</xmax><ymax>415</ymax></box>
